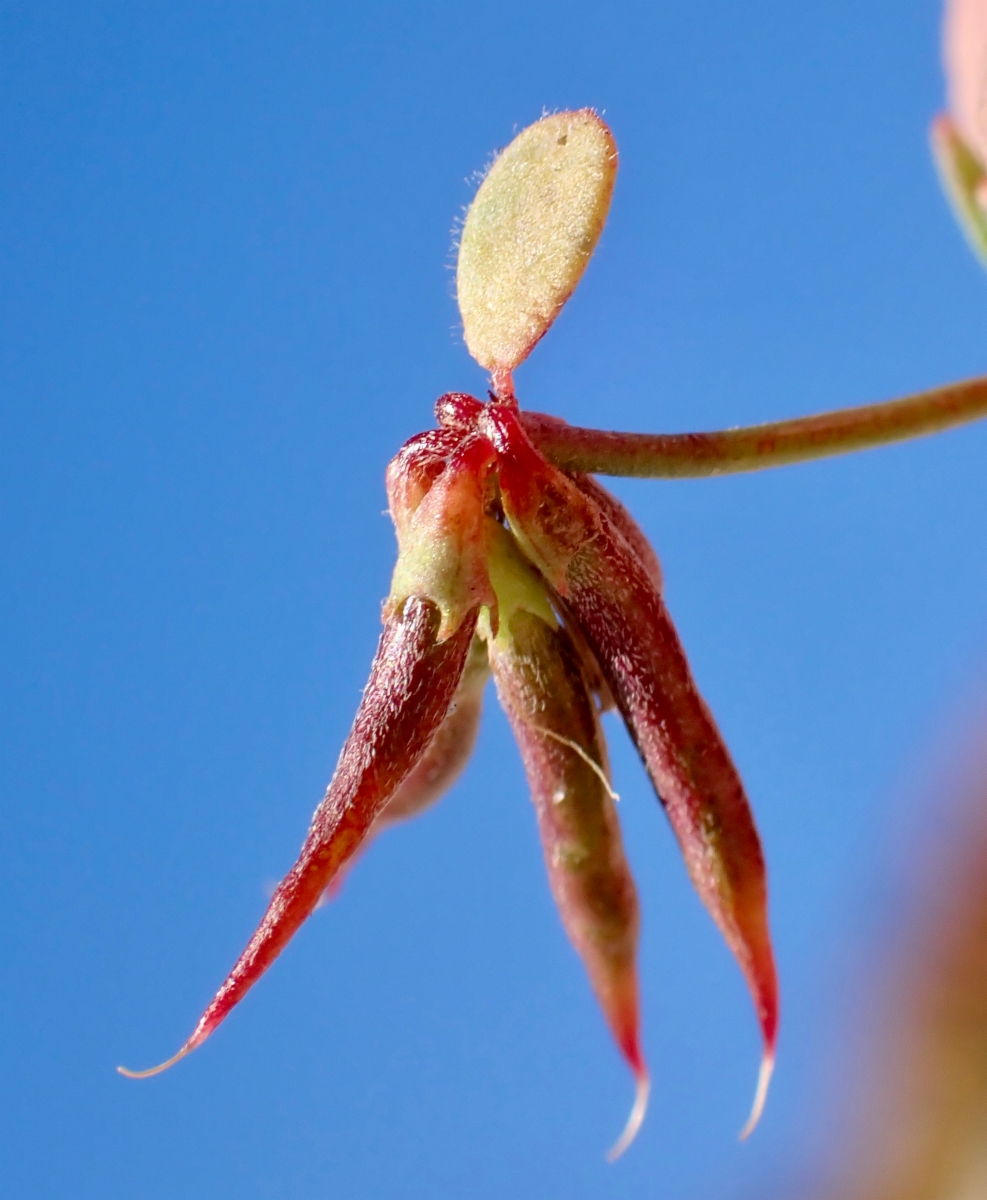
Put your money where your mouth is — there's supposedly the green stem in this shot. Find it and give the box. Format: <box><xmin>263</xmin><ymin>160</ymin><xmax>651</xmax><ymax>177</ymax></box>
<box><xmin>520</xmin><ymin>375</ymin><xmax>987</xmax><ymax>478</ymax></box>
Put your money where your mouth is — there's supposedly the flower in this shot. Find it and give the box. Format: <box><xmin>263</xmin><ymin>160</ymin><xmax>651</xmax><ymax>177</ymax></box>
<box><xmin>120</xmin><ymin>109</ymin><xmax>987</xmax><ymax>1158</ymax></box>
<box><xmin>933</xmin><ymin>0</ymin><xmax>987</xmax><ymax>265</ymax></box>
<box><xmin>944</xmin><ymin>0</ymin><xmax>987</xmax><ymax>165</ymax></box>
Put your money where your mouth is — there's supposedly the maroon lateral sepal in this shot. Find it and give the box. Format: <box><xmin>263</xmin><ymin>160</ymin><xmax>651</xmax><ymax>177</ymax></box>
<box><xmin>123</xmin><ymin>598</ymin><xmax>477</xmax><ymax>1076</ymax></box>
<box><xmin>480</xmin><ymin>402</ymin><xmax>778</xmax><ymax>1104</ymax></box>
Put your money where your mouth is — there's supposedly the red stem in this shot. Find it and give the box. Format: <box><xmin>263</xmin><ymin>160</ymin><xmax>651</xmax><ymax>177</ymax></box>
<box><xmin>520</xmin><ymin>374</ymin><xmax>987</xmax><ymax>477</ymax></box>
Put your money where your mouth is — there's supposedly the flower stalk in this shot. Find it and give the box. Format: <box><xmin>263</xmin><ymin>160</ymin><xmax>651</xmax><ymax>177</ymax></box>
<box><xmin>520</xmin><ymin>374</ymin><xmax>987</xmax><ymax>479</ymax></box>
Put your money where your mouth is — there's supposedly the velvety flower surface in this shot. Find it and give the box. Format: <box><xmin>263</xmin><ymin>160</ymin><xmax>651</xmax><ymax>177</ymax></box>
<box><xmin>121</xmin><ymin>106</ymin><xmax>987</xmax><ymax>1157</ymax></box>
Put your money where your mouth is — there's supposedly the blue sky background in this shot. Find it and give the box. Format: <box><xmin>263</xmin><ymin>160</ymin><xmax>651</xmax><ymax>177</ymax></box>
<box><xmin>3</xmin><ymin>2</ymin><xmax>987</xmax><ymax>1197</ymax></box>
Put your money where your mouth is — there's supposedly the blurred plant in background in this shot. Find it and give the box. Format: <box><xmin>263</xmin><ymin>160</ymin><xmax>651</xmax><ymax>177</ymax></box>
<box><xmin>763</xmin><ymin>7</ymin><xmax>987</xmax><ymax>1195</ymax></box>
<box><xmin>934</xmin><ymin>0</ymin><xmax>987</xmax><ymax>265</ymax></box>
<box><xmin>768</xmin><ymin>710</ymin><xmax>987</xmax><ymax>1200</ymax></box>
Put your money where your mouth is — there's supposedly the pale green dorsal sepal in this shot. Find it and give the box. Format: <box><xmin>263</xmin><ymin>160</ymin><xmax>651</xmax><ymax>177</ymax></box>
<box><xmin>457</xmin><ymin>110</ymin><xmax>618</xmax><ymax>374</ymax></box>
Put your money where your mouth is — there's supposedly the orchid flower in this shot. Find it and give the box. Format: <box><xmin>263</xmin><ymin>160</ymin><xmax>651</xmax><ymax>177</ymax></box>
<box><xmin>120</xmin><ymin>110</ymin><xmax>987</xmax><ymax>1158</ymax></box>
<box><xmin>934</xmin><ymin>0</ymin><xmax>987</xmax><ymax>264</ymax></box>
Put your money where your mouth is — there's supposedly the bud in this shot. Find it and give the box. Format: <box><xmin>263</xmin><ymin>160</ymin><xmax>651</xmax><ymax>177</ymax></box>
<box><xmin>944</xmin><ymin>0</ymin><xmax>987</xmax><ymax>164</ymax></box>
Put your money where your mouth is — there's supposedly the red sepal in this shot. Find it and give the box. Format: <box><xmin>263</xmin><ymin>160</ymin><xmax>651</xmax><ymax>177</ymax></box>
<box><xmin>481</xmin><ymin>402</ymin><xmax>778</xmax><ymax>1124</ymax></box>
<box><xmin>121</xmin><ymin>598</ymin><xmax>477</xmax><ymax>1075</ymax></box>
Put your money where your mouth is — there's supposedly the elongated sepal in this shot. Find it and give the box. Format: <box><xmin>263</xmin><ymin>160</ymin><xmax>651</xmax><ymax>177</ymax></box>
<box><xmin>931</xmin><ymin>114</ymin><xmax>987</xmax><ymax>270</ymax></box>
<box><xmin>386</xmin><ymin>434</ymin><xmax>497</xmax><ymax>641</ymax></box>
<box><xmin>482</xmin><ymin>402</ymin><xmax>778</xmax><ymax>1125</ymax></box>
<box><xmin>376</xmin><ymin>635</ymin><xmax>489</xmax><ymax>827</ymax></box>
<box><xmin>118</xmin><ymin>598</ymin><xmax>477</xmax><ymax>1077</ymax></box>
<box><xmin>322</xmin><ymin>635</ymin><xmax>491</xmax><ymax>903</ymax></box>
<box><xmin>481</xmin><ymin>528</ymin><xmax>646</xmax><ymax>1153</ymax></box>
<box><xmin>457</xmin><ymin>111</ymin><xmax>617</xmax><ymax>376</ymax></box>
<box><xmin>570</xmin><ymin>472</ymin><xmax>663</xmax><ymax>593</ymax></box>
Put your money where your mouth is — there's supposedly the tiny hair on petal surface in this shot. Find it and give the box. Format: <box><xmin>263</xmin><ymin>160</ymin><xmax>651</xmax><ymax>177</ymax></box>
<box><xmin>456</xmin><ymin>109</ymin><xmax>617</xmax><ymax>394</ymax></box>
<box><xmin>120</xmin><ymin>107</ymin><xmax>987</xmax><ymax>1159</ymax></box>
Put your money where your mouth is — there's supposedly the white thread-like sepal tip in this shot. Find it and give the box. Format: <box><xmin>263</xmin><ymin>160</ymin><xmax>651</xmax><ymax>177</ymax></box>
<box><xmin>117</xmin><ymin>1043</ymin><xmax>192</xmax><ymax>1080</ymax></box>
<box><xmin>606</xmin><ymin>1073</ymin><xmax>650</xmax><ymax>1162</ymax></box>
<box><xmin>738</xmin><ymin>1049</ymin><xmax>774</xmax><ymax>1141</ymax></box>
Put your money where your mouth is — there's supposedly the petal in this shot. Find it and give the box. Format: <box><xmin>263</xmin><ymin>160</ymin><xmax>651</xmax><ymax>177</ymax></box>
<box><xmin>385</xmin><ymin>427</ymin><xmax>467</xmax><ymax>543</ymax></box>
<box><xmin>481</xmin><ymin>523</ymin><xmax>646</xmax><ymax>1155</ymax></box>
<box><xmin>481</xmin><ymin>403</ymin><xmax>778</xmax><ymax>1128</ymax></box>
<box><xmin>434</xmin><ymin>391</ymin><xmax>485</xmax><ymax>431</ymax></box>
<box><xmin>386</xmin><ymin>433</ymin><xmax>498</xmax><ymax>641</ymax></box>
<box><xmin>457</xmin><ymin>111</ymin><xmax>617</xmax><ymax>378</ymax></box>
<box><xmin>119</xmin><ymin>598</ymin><xmax>478</xmax><ymax>1076</ymax></box>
